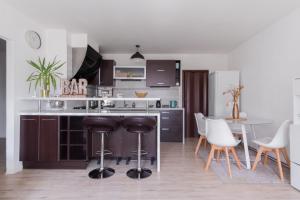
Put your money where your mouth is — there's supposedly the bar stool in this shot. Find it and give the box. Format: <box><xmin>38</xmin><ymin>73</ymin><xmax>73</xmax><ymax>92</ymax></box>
<box><xmin>122</xmin><ymin>117</ymin><xmax>156</xmax><ymax>179</ymax></box>
<box><xmin>83</xmin><ymin>117</ymin><xmax>118</xmax><ymax>179</ymax></box>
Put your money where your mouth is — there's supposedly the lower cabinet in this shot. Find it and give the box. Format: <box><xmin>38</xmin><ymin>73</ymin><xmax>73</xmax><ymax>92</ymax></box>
<box><xmin>59</xmin><ymin>116</ymin><xmax>88</xmax><ymax>161</ymax></box>
<box><xmin>160</xmin><ymin>110</ymin><xmax>183</xmax><ymax>142</ymax></box>
<box><xmin>20</xmin><ymin>116</ymin><xmax>39</xmax><ymax>162</ymax></box>
<box><xmin>20</xmin><ymin>115</ymin><xmax>87</xmax><ymax>169</ymax></box>
<box><xmin>20</xmin><ymin>115</ymin><xmax>158</xmax><ymax>168</ymax></box>
<box><xmin>39</xmin><ymin>116</ymin><xmax>59</xmax><ymax>162</ymax></box>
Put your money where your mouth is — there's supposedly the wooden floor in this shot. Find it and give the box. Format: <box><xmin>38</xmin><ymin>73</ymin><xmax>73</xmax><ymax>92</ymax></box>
<box><xmin>0</xmin><ymin>138</ymin><xmax>300</xmax><ymax>200</ymax></box>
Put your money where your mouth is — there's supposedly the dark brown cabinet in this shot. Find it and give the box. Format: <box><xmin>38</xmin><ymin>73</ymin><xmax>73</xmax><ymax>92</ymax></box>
<box><xmin>20</xmin><ymin>115</ymin><xmax>59</xmax><ymax>167</ymax></box>
<box><xmin>20</xmin><ymin>116</ymin><xmax>39</xmax><ymax>161</ymax></box>
<box><xmin>146</xmin><ymin>60</ymin><xmax>177</xmax><ymax>87</ymax></box>
<box><xmin>20</xmin><ymin>115</ymin><xmax>88</xmax><ymax>169</ymax></box>
<box><xmin>90</xmin><ymin>59</ymin><xmax>115</xmax><ymax>86</ymax></box>
<box><xmin>159</xmin><ymin>110</ymin><xmax>183</xmax><ymax>142</ymax></box>
<box><xmin>39</xmin><ymin>116</ymin><xmax>59</xmax><ymax>161</ymax></box>
<box><xmin>100</xmin><ymin>60</ymin><xmax>115</xmax><ymax>86</ymax></box>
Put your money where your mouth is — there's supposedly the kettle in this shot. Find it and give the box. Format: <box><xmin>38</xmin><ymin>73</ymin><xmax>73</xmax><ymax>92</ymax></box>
<box><xmin>169</xmin><ymin>100</ymin><xmax>177</xmax><ymax>108</ymax></box>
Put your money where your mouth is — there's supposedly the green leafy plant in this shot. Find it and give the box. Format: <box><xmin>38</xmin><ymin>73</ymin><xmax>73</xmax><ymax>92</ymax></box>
<box><xmin>26</xmin><ymin>57</ymin><xmax>65</xmax><ymax>96</ymax></box>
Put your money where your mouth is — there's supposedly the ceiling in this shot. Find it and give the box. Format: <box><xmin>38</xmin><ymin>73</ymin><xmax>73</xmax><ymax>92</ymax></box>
<box><xmin>4</xmin><ymin>0</ymin><xmax>300</xmax><ymax>53</ymax></box>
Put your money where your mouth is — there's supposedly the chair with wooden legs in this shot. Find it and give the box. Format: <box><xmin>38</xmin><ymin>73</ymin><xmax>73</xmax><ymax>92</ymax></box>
<box><xmin>251</xmin><ymin>120</ymin><xmax>292</xmax><ymax>181</ymax></box>
<box><xmin>194</xmin><ymin>113</ymin><xmax>207</xmax><ymax>155</ymax></box>
<box><xmin>204</xmin><ymin>119</ymin><xmax>242</xmax><ymax>178</ymax></box>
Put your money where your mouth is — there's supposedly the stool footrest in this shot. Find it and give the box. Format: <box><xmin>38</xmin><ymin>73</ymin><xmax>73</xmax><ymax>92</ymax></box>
<box><xmin>131</xmin><ymin>150</ymin><xmax>148</xmax><ymax>156</ymax></box>
<box><xmin>96</xmin><ymin>150</ymin><xmax>113</xmax><ymax>156</ymax></box>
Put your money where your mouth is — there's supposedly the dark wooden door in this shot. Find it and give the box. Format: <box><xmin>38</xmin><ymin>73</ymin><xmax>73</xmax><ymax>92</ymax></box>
<box><xmin>183</xmin><ymin>70</ymin><xmax>208</xmax><ymax>137</ymax></box>
<box><xmin>20</xmin><ymin>116</ymin><xmax>39</xmax><ymax>161</ymax></box>
<box><xmin>39</xmin><ymin>116</ymin><xmax>59</xmax><ymax>161</ymax></box>
<box><xmin>146</xmin><ymin>60</ymin><xmax>176</xmax><ymax>87</ymax></box>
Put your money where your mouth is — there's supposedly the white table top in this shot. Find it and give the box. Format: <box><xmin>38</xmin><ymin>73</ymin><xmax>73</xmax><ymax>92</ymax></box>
<box><xmin>208</xmin><ymin>116</ymin><xmax>272</xmax><ymax>125</ymax></box>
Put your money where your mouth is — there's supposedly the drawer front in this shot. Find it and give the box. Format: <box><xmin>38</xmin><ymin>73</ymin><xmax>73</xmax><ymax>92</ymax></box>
<box><xmin>160</xmin><ymin>110</ymin><xmax>183</xmax><ymax>142</ymax></box>
<box><xmin>160</xmin><ymin>125</ymin><xmax>182</xmax><ymax>142</ymax></box>
<box><xmin>160</xmin><ymin>110</ymin><xmax>183</xmax><ymax>125</ymax></box>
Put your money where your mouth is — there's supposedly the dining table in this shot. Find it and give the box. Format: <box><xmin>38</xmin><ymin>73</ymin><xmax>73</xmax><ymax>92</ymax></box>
<box><xmin>208</xmin><ymin>116</ymin><xmax>272</xmax><ymax>169</ymax></box>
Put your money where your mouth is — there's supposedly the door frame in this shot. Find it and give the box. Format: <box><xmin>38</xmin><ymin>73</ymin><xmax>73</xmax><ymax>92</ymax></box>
<box><xmin>0</xmin><ymin>35</ymin><xmax>19</xmax><ymax>174</ymax></box>
<box><xmin>182</xmin><ymin>70</ymin><xmax>209</xmax><ymax>138</ymax></box>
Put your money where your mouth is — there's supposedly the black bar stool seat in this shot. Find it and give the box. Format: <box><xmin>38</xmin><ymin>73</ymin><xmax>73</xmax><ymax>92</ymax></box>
<box><xmin>83</xmin><ymin>117</ymin><xmax>118</xmax><ymax>179</ymax></box>
<box><xmin>122</xmin><ymin>117</ymin><xmax>156</xmax><ymax>179</ymax></box>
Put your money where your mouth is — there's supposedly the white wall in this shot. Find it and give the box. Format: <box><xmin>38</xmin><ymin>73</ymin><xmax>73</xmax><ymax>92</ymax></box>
<box><xmin>0</xmin><ymin>39</ymin><xmax>6</xmax><ymax>138</ymax></box>
<box><xmin>102</xmin><ymin>53</ymin><xmax>228</xmax><ymax>70</ymax></box>
<box><xmin>0</xmin><ymin>0</ymin><xmax>46</xmax><ymax>174</ymax></box>
<box><xmin>229</xmin><ymin>8</ymin><xmax>300</xmax><ymax>151</ymax></box>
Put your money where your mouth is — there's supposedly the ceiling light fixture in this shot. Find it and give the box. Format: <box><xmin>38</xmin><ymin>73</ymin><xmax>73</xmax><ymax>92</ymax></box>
<box><xmin>130</xmin><ymin>45</ymin><xmax>145</xmax><ymax>61</ymax></box>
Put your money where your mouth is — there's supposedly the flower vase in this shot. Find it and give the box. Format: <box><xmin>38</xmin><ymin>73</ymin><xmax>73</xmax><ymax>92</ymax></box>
<box><xmin>232</xmin><ymin>101</ymin><xmax>239</xmax><ymax>119</ymax></box>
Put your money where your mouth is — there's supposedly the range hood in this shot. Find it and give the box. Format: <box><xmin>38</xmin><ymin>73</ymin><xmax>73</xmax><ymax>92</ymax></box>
<box><xmin>71</xmin><ymin>45</ymin><xmax>102</xmax><ymax>82</ymax></box>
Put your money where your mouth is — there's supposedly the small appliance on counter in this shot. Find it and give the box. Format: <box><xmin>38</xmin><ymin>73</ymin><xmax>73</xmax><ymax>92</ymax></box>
<box><xmin>170</xmin><ymin>100</ymin><xmax>178</xmax><ymax>108</ymax></box>
<box><xmin>156</xmin><ymin>100</ymin><xmax>161</xmax><ymax>108</ymax></box>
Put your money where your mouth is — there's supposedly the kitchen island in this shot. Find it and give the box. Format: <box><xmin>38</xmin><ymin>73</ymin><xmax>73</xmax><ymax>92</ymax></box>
<box><xmin>19</xmin><ymin>98</ymin><xmax>162</xmax><ymax>172</ymax></box>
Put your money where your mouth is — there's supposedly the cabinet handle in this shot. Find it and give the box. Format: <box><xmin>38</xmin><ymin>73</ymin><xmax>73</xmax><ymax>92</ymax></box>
<box><xmin>161</xmin><ymin>128</ymin><xmax>170</xmax><ymax>131</ymax></box>
<box><xmin>41</xmin><ymin>118</ymin><xmax>57</xmax><ymax>121</ymax></box>
<box><xmin>157</xmin><ymin>82</ymin><xmax>165</xmax><ymax>85</ymax></box>
<box><xmin>156</xmin><ymin>69</ymin><xmax>165</xmax><ymax>72</ymax></box>
<box><xmin>22</xmin><ymin>119</ymin><xmax>36</xmax><ymax>121</ymax></box>
<box><xmin>162</xmin><ymin>111</ymin><xmax>170</xmax><ymax>114</ymax></box>
<box><xmin>162</xmin><ymin>117</ymin><xmax>169</xmax><ymax>120</ymax></box>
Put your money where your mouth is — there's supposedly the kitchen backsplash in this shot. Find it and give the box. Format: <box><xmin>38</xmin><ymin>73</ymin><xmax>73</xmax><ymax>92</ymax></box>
<box><xmin>113</xmin><ymin>80</ymin><xmax>180</xmax><ymax>107</ymax></box>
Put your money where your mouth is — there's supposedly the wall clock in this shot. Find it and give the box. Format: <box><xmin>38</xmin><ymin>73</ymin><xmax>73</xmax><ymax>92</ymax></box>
<box><xmin>25</xmin><ymin>30</ymin><xmax>41</xmax><ymax>49</ymax></box>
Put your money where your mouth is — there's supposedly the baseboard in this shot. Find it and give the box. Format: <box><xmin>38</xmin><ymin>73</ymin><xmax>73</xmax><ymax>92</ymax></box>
<box><xmin>248</xmin><ymin>146</ymin><xmax>289</xmax><ymax>169</ymax></box>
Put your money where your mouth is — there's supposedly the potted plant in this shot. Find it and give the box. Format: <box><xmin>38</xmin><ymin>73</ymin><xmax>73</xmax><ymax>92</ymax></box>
<box><xmin>26</xmin><ymin>57</ymin><xmax>65</xmax><ymax>97</ymax></box>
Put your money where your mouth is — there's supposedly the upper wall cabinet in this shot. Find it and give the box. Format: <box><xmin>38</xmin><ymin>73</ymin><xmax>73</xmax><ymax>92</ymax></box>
<box><xmin>89</xmin><ymin>60</ymin><xmax>115</xmax><ymax>86</ymax></box>
<box><xmin>113</xmin><ymin>66</ymin><xmax>146</xmax><ymax>80</ymax></box>
<box><xmin>146</xmin><ymin>60</ymin><xmax>180</xmax><ymax>87</ymax></box>
<box><xmin>100</xmin><ymin>60</ymin><xmax>115</xmax><ymax>86</ymax></box>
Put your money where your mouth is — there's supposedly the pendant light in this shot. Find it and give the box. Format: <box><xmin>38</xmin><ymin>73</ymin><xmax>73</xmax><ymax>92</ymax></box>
<box><xmin>130</xmin><ymin>45</ymin><xmax>145</xmax><ymax>61</ymax></box>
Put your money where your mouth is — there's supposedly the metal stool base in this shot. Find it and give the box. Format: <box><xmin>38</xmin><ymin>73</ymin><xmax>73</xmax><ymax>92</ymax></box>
<box><xmin>88</xmin><ymin>168</ymin><xmax>115</xmax><ymax>179</ymax></box>
<box><xmin>126</xmin><ymin>168</ymin><xmax>152</xmax><ymax>179</ymax></box>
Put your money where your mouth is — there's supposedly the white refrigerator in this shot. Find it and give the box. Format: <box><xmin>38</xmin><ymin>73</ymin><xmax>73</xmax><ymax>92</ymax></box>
<box><xmin>291</xmin><ymin>78</ymin><xmax>300</xmax><ymax>190</ymax></box>
<box><xmin>208</xmin><ymin>71</ymin><xmax>240</xmax><ymax>117</ymax></box>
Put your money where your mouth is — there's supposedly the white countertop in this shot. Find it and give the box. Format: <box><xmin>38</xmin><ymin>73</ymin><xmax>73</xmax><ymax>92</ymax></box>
<box><xmin>19</xmin><ymin>109</ymin><xmax>161</xmax><ymax>116</ymax></box>
<box><xmin>20</xmin><ymin>97</ymin><xmax>161</xmax><ymax>101</ymax></box>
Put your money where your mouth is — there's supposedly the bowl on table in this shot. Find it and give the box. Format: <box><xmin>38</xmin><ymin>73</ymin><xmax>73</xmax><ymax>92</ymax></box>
<box><xmin>135</xmin><ymin>91</ymin><xmax>148</xmax><ymax>98</ymax></box>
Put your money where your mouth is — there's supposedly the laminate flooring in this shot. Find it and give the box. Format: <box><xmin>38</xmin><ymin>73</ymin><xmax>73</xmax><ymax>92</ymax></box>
<box><xmin>0</xmin><ymin>138</ymin><xmax>299</xmax><ymax>200</ymax></box>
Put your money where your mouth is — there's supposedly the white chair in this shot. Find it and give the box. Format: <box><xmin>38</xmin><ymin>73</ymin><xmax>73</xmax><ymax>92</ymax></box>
<box><xmin>252</xmin><ymin>120</ymin><xmax>292</xmax><ymax>181</ymax></box>
<box><xmin>194</xmin><ymin>113</ymin><xmax>207</xmax><ymax>155</ymax></box>
<box><xmin>205</xmin><ymin>119</ymin><xmax>242</xmax><ymax>177</ymax></box>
